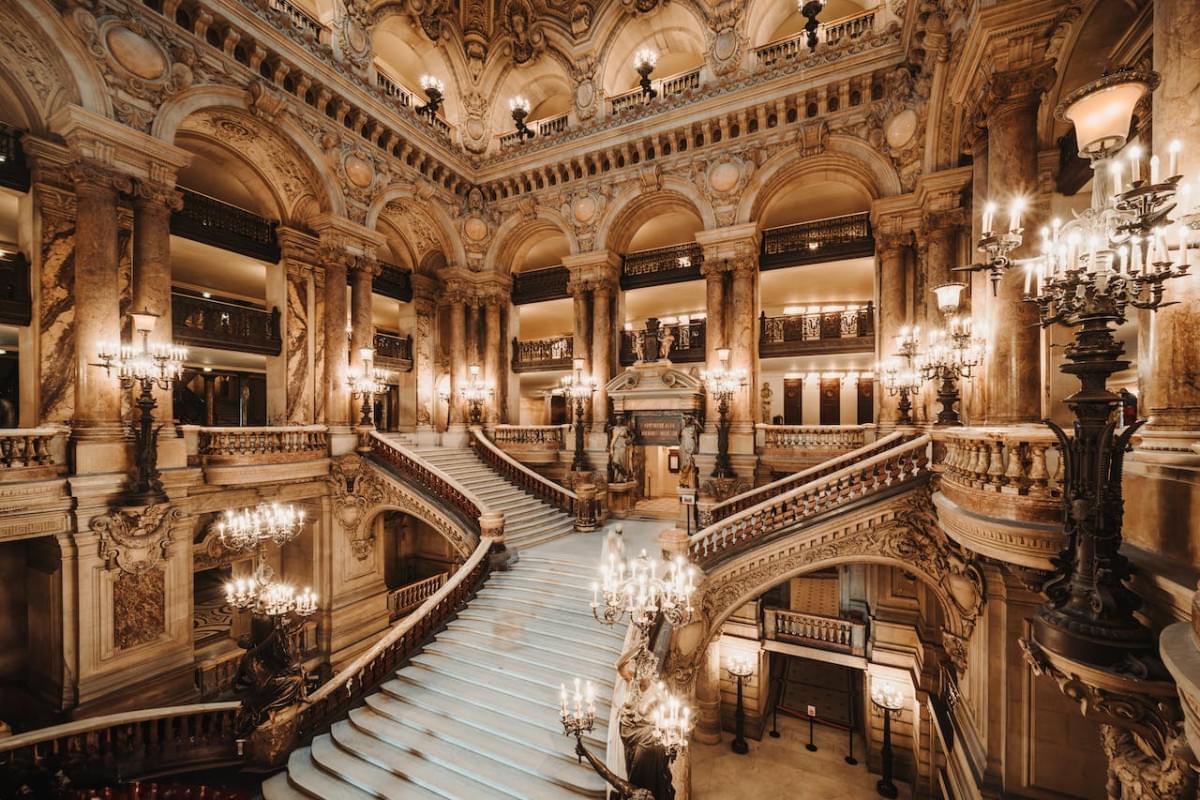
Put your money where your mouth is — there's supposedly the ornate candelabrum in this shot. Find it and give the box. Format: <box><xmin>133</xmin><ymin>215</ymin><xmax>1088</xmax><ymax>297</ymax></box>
<box><xmin>870</xmin><ymin>680</ymin><xmax>905</xmax><ymax>799</ymax></box>
<box><xmin>591</xmin><ymin>548</ymin><xmax>697</xmax><ymax>636</ymax></box>
<box><xmin>559</xmin><ymin>357</ymin><xmax>596</xmax><ymax>473</ymax></box>
<box><xmin>418</xmin><ymin>74</ymin><xmax>444</xmax><ymax>117</ymax></box>
<box><xmin>879</xmin><ymin>327</ymin><xmax>922</xmax><ymax>425</ymax></box>
<box><xmin>219</xmin><ymin>501</ymin><xmax>314</xmax><ymax>622</ymax></box>
<box><xmin>510</xmin><ymin>96</ymin><xmax>535</xmax><ymax>141</ymax></box>
<box><xmin>701</xmin><ymin>347</ymin><xmax>747</xmax><ymax>479</ymax></box>
<box><xmin>920</xmin><ymin>283</ymin><xmax>984</xmax><ymax>426</ymax></box>
<box><xmin>727</xmin><ymin>654</ymin><xmax>753</xmax><ymax>755</ymax></box>
<box><xmin>459</xmin><ymin>364</ymin><xmax>493</xmax><ymax>425</ymax></box>
<box><xmin>95</xmin><ymin>310</ymin><xmax>187</xmax><ymax>505</ymax></box>
<box><xmin>560</xmin><ymin>677</ymin><xmax>691</xmax><ymax>800</ymax></box>
<box><xmin>963</xmin><ymin>68</ymin><xmax>1195</xmax><ymax>676</ymax></box>
<box><xmin>347</xmin><ymin>347</ymin><xmax>388</xmax><ymax>427</ymax></box>
<box><xmin>800</xmin><ymin>0</ymin><xmax>825</xmax><ymax>51</ymax></box>
<box><xmin>634</xmin><ymin>48</ymin><xmax>658</xmax><ymax>100</ymax></box>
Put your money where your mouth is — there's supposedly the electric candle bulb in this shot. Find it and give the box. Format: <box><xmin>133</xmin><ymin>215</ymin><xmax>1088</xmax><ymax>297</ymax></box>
<box><xmin>1129</xmin><ymin>145</ymin><xmax>1143</xmax><ymax>183</ymax></box>
<box><xmin>1150</xmin><ymin>154</ymin><xmax>1160</xmax><ymax>185</ymax></box>
<box><xmin>1109</xmin><ymin>160</ymin><xmax>1123</xmax><ymax>194</ymax></box>
<box><xmin>1169</xmin><ymin>140</ymin><xmax>1182</xmax><ymax>177</ymax></box>
<box><xmin>1009</xmin><ymin>198</ymin><xmax>1024</xmax><ymax>233</ymax></box>
<box><xmin>982</xmin><ymin>202</ymin><xmax>996</xmax><ymax>237</ymax></box>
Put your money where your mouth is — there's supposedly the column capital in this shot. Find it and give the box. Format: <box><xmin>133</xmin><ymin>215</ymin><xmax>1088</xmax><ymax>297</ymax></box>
<box><xmin>310</xmin><ymin>213</ymin><xmax>387</xmax><ymax>254</ymax></box>
<box><xmin>50</xmin><ymin>104</ymin><xmax>191</xmax><ymax>185</ymax></box>
<box><xmin>876</xmin><ymin>231</ymin><xmax>915</xmax><ymax>258</ymax></box>
<box><xmin>694</xmin><ymin>223</ymin><xmax>761</xmax><ymax>264</ymax></box>
<box><xmin>978</xmin><ymin>62</ymin><xmax>1057</xmax><ymax>122</ymax></box>
<box><xmin>563</xmin><ymin>250</ymin><xmax>621</xmax><ymax>293</ymax></box>
<box><xmin>348</xmin><ymin>254</ymin><xmax>381</xmax><ymax>278</ymax></box>
<box><xmin>67</xmin><ymin>160</ymin><xmax>133</xmax><ymax>195</ymax></box>
<box><xmin>131</xmin><ymin>178</ymin><xmax>183</xmax><ymax>212</ymax></box>
<box><xmin>277</xmin><ymin>226</ymin><xmax>322</xmax><ymax>266</ymax></box>
<box><xmin>410</xmin><ymin>273</ymin><xmax>439</xmax><ymax>303</ymax></box>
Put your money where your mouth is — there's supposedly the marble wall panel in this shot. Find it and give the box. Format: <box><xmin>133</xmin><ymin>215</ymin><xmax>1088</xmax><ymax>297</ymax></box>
<box><xmin>313</xmin><ymin>272</ymin><xmax>326</xmax><ymax>424</ymax></box>
<box><xmin>38</xmin><ymin>196</ymin><xmax>75</xmax><ymax>424</ymax></box>
<box><xmin>285</xmin><ymin>267</ymin><xmax>312</xmax><ymax>423</ymax></box>
<box><xmin>113</xmin><ymin>567</ymin><xmax>165</xmax><ymax>650</ymax></box>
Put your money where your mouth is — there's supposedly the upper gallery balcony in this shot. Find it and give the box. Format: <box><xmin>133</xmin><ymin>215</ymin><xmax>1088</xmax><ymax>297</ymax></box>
<box><xmin>171</xmin><ymin>290</ymin><xmax>282</xmax><ymax>356</ymax></box>
<box><xmin>0</xmin><ymin>250</ymin><xmax>31</xmax><ymax>328</ymax></box>
<box><xmin>513</xmin><ymin>335</ymin><xmax>574</xmax><ymax>373</ymax></box>
<box><xmin>172</xmin><ymin>189</ymin><xmax>280</xmax><ymax>263</ymax></box>
<box><xmin>0</xmin><ymin>123</ymin><xmax>29</xmax><ymax>192</ymax></box>
<box><xmin>760</xmin><ymin>213</ymin><xmax>874</xmax><ymax>269</ymax></box>
<box><xmin>759</xmin><ymin>303</ymin><xmax>875</xmax><ymax>358</ymax></box>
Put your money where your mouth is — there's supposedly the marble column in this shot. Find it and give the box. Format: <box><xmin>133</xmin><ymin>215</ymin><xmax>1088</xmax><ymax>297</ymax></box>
<box><xmin>131</xmin><ymin>180</ymin><xmax>182</xmax><ymax>422</ymax></box>
<box><xmin>483</xmin><ymin>295</ymin><xmax>502</xmax><ymax>423</ymax></box>
<box><xmin>349</xmin><ymin>259</ymin><xmax>376</xmax><ymax>374</ymax></box>
<box><xmin>877</xmin><ymin>232</ymin><xmax>911</xmax><ymax>426</ymax></box>
<box><xmin>570</xmin><ymin>282</ymin><xmax>592</xmax><ymax>375</ymax></box>
<box><xmin>981</xmin><ymin>65</ymin><xmax>1054</xmax><ymax>424</ymax></box>
<box><xmin>411</xmin><ymin>275</ymin><xmax>438</xmax><ymax>431</ymax></box>
<box><xmin>70</xmin><ymin>162</ymin><xmax>130</xmax><ymax>440</ymax></box>
<box><xmin>446</xmin><ymin>289</ymin><xmax>467</xmax><ymax>427</ymax></box>
<box><xmin>729</xmin><ymin>260</ymin><xmax>758</xmax><ymax>430</ymax></box>
<box><xmin>693</xmin><ymin>640</ymin><xmax>722</xmax><ymax>745</ymax></box>
<box><xmin>701</xmin><ymin>263</ymin><xmax>729</xmax><ymax>428</ymax></box>
<box><xmin>270</xmin><ymin>230</ymin><xmax>320</xmax><ymax>425</ymax></box>
<box><xmin>963</xmin><ymin>128</ymin><xmax>990</xmax><ymax>424</ymax></box>
<box><xmin>323</xmin><ymin>251</ymin><xmax>350</xmax><ymax>428</ymax></box>
<box><xmin>921</xmin><ymin>211</ymin><xmax>963</xmax><ymax>323</ymax></box>
<box><xmin>467</xmin><ymin>299</ymin><xmax>482</xmax><ymax>368</ymax></box>
<box><xmin>591</xmin><ymin>280</ymin><xmax>613</xmax><ymax>429</ymax></box>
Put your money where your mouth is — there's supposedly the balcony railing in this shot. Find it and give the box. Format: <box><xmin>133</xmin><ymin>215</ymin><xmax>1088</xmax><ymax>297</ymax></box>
<box><xmin>759</xmin><ymin>303</ymin><xmax>873</xmax><ymax>357</ymax></box>
<box><xmin>752</xmin><ymin>9</ymin><xmax>878</xmax><ymax>70</ymax></box>
<box><xmin>374</xmin><ymin>69</ymin><xmax>453</xmax><ymax>139</ymax></box>
<box><xmin>172</xmin><ymin>291</ymin><xmax>282</xmax><ymax>356</ymax></box>
<box><xmin>758</xmin><ymin>424</ymin><xmax>868</xmax><ymax>453</ymax></box>
<box><xmin>0</xmin><ymin>427</ymin><xmax>68</xmax><ymax>482</ymax></box>
<box><xmin>172</xmin><ymin>189</ymin><xmax>280</xmax><ymax>262</ymax></box>
<box><xmin>934</xmin><ymin>427</ymin><xmax>1062</xmax><ymax>510</ymax></box>
<box><xmin>194</xmin><ymin>425</ymin><xmax>328</xmax><ymax>465</ymax></box>
<box><xmin>760</xmin><ymin>213</ymin><xmax>874</xmax><ymax>269</ymax></box>
<box><xmin>491</xmin><ymin>424</ymin><xmax>567</xmax><ymax>450</ymax></box>
<box><xmin>374</xmin><ymin>262</ymin><xmax>413</xmax><ymax>302</ymax></box>
<box><xmin>610</xmin><ymin>68</ymin><xmax>703</xmax><ymax>115</ymax></box>
<box><xmin>620</xmin><ymin>318</ymin><xmax>706</xmax><ymax>365</ymax></box>
<box><xmin>499</xmin><ymin>113</ymin><xmax>570</xmax><ymax>148</ymax></box>
<box><xmin>513</xmin><ymin>335</ymin><xmax>573</xmax><ymax>372</ymax></box>
<box><xmin>374</xmin><ymin>331</ymin><xmax>413</xmax><ymax>370</ymax></box>
<box><xmin>621</xmin><ymin>242</ymin><xmax>703</xmax><ymax>290</ymax></box>
<box><xmin>0</xmin><ymin>250</ymin><xmax>31</xmax><ymax>326</ymax></box>
<box><xmin>0</xmin><ymin>123</ymin><xmax>29</xmax><ymax>192</ymax></box>
<box><xmin>764</xmin><ymin>608</ymin><xmax>866</xmax><ymax>656</ymax></box>
<box><xmin>269</xmin><ymin>0</ymin><xmax>325</xmax><ymax>40</ymax></box>
<box><xmin>513</xmin><ymin>265</ymin><xmax>570</xmax><ymax>305</ymax></box>
<box><xmin>388</xmin><ymin>573</ymin><xmax>448</xmax><ymax>620</ymax></box>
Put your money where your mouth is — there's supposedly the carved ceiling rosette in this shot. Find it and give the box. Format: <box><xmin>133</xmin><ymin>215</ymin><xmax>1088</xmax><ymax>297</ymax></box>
<box><xmin>66</xmin><ymin>8</ymin><xmax>194</xmax><ymax>131</ymax></box>
<box><xmin>92</xmin><ymin>503</ymin><xmax>184</xmax><ymax>575</ymax></box>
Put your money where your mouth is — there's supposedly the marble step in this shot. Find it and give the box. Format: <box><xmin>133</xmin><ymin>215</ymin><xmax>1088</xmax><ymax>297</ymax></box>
<box><xmin>434</xmin><ymin>629</ymin><xmax>616</xmax><ymax>682</ymax></box>
<box><xmin>447</xmin><ymin>616</ymin><xmax>622</xmax><ymax>661</ymax></box>
<box><xmin>308</xmin><ymin>733</ymin><xmax>446</xmax><ymax>799</ymax></box>
<box><xmin>262</xmin><ymin>747</ymin><xmax>377</xmax><ymax>800</ymax></box>
<box><xmin>463</xmin><ymin>598</ymin><xmax>625</xmax><ymax>640</ymax></box>
<box><xmin>453</xmin><ymin>607</ymin><xmax>624</xmax><ymax>649</ymax></box>
<box><xmin>473</xmin><ymin>585</ymin><xmax>600</xmax><ymax>620</ymax></box>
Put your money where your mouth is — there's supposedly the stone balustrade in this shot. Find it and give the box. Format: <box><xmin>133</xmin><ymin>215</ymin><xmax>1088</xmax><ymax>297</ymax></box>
<box><xmin>388</xmin><ymin>572</ymin><xmax>448</xmax><ymax>620</ymax></box>
<box><xmin>498</xmin><ymin>113</ymin><xmax>570</xmax><ymax>148</ymax></box>
<box><xmin>473</xmin><ymin>427</ymin><xmax>579</xmax><ymax>517</ymax></box>
<box><xmin>752</xmin><ymin>9</ymin><xmax>878</xmax><ymax>70</ymax></box>
<box><xmin>191</xmin><ymin>425</ymin><xmax>329</xmax><ymax>465</ymax></box>
<box><xmin>764</xmin><ymin>608</ymin><xmax>867</xmax><ymax>656</ymax></box>
<box><xmin>0</xmin><ymin>427</ymin><xmax>68</xmax><ymax>481</ymax></box>
<box><xmin>491</xmin><ymin>424</ymin><xmax>568</xmax><ymax>449</ymax></box>
<box><xmin>610</xmin><ymin>68</ymin><xmax>702</xmax><ymax>115</ymax></box>
<box><xmin>691</xmin><ymin>434</ymin><xmax>931</xmax><ymax>564</ymax></box>
<box><xmin>758</xmin><ymin>423</ymin><xmax>869</xmax><ymax>452</ymax></box>
<box><xmin>369</xmin><ymin>432</ymin><xmax>489</xmax><ymax>531</ymax></box>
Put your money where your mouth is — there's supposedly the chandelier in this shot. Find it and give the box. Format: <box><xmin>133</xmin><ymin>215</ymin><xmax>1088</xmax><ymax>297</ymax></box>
<box><xmin>509</xmin><ymin>95</ymin><xmax>534</xmax><ymax>141</ymax></box>
<box><xmin>459</xmin><ymin>363</ymin><xmax>494</xmax><ymax>425</ymax></box>
<box><xmin>218</xmin><ymin>502</ymin><xmax>307</xmax><ymax>552</ymax></box>
<box><xmin>634</xmin><ymin>48</ymin><xmax>658</xmax><ymax>100</ymax></box>
<box><xmin>418</xmin><ymin>74</ymin><xmax>444</xmax><ymax>117</ymax></box>
<box><xmin>560</xmin><ymin>678</ymin><xmax>692</xmax><ymax>764</ymax></box>
<box><xmin>219</xmin><ymin>501</ymin><xmax>315</xmax><ymax>620</ymax></box>
<box><xmin>701</xmin><ymin>347</ymin><xmax>747</xmax><ymax>479</ymax></box>
<box><xmin>226</xmin><ymin>571</ymin><xmax>318</xmax><ymax>618</ymax></box>
<box><xmin>591</xmin><ymin>549</ymin><xmax>697</xmax><ymax>634</ymax></box>
<box><xmin>348</xmin><ymin>347</ymin><xmax>389</xmax><ymax>426</ymax></box>
<box><xmin>919</xmin><ymin>283</ymin><xmax>984</xmax><ymax>425</ymax></box>
<box><xmin>558</xmin><ymin>357</ymin><xmax>596</xmax><ymax>472</ymax></box>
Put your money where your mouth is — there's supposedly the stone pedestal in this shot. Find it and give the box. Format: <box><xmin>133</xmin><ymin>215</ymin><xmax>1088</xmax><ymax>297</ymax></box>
<box><xmin>607</xmin><ymin>480</ymin><xmax>638</xmax><ymax>514</ymax></box>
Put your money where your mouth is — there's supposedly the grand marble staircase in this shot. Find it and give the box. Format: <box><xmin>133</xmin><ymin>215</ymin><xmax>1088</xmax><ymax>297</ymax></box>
<box><xmin>263</xmin><ymin>550</ymin><xmax>624</xmax><ymax>799</ymax></box>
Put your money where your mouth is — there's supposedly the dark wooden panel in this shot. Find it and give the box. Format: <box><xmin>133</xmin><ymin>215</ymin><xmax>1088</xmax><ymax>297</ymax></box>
<box><xmin>513</xmin><ymin>266</ymin><xmax>570</xmax><ymax>304</ymax></box>
<box><xmin>783</xmin><ymin>378</ymin><xmax>803</xmax><ymax>425</ymax></box>
<box><xmin>819</xmin><ymin>378</ymin><xmax>841</xmax><ymax>425</ymax></box>
<box><xmin>857</xmin><ymin>378</ymin><xmax>874</xmax><ymax>425</ymax></box>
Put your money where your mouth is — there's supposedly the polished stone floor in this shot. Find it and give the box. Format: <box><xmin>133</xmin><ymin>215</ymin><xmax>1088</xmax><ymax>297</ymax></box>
<box><xmin>692</xmin><ymin>713</ymin><xmax>912</xmax><ymax>800</ymax></box>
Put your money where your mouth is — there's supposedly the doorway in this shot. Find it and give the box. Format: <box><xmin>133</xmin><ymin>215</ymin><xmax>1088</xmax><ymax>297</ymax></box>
<box><xmin>819</xmin><ymin>378</ymin><xmax>841</xmax><ymax>425</ymax></box>
<box><xmin>784</xmin><ymin>378</ymin><xmax>803</xmax><ymax>424</ymax></box>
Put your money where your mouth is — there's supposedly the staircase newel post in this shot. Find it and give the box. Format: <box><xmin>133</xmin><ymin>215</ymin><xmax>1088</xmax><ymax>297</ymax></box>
<box><xmin>480</xmin><ymin>511</ymin><xmax>513</xmax><ymax>570</ymax></box>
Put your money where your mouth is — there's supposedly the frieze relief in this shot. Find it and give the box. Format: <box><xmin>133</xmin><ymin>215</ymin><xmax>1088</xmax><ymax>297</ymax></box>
<box><xmin>92</xmin><ymin>503</ymin><xmax>184</xmax><ymax>575</ymax></box>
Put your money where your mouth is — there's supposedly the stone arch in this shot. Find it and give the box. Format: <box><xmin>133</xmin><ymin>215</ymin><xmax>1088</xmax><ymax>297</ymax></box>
<box><xmin>737</xmin><ymin>137</ymin><xmax>902</xmax><ymax>226</ymax></box>
<box><xmin>673</xmin><ymin>488</ymin><xmax>984</xmax><ymax>689</ymax></box>
<box><xmin>590</xmin><ymin>0</ymin><xmax>712</xmax><ymax>97</ymax></box>
<box><xmin>485</xmin><ymin>210</ymin><xmax>579</xmax><ymax>274</ymax></box>
<box><xmin>329</xmin><ymin>457</ymin><xmax>478</xmax><ymax>562</ymax></box>
<box><xmin>367</xmin><ymin>184</ymin><xmax>464</xmax><ymax>268</ymax></box>
<box><xmin>597</xmin><ymin>180</ymin><xmax>716</xmax><ymax>253</ymax></box>
<box><xmin>0</xmin><ymin>0</ymin><xmax>110</xmax><ymax>132</ymax></box>
<box><xmin>154</xmin><ymin>87</ymin><xmax>346</xmax><ymax>225</ymax></box>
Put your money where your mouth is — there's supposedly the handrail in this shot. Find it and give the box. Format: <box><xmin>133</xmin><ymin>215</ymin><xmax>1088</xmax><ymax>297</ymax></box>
<box><xmin>368</xmin><ymin>431</ymin><xmax>492</xmax><ymax>526</ymax></box>
<box><xmin>195</xmin><ymin>425</ymin><xmax>328</xmax><ymax>463</ymax></box>
<box><xmin>932</xmin><ymin>426</ymin><xmax>1063</xmax><ymax>501</ymax></box>
<box><xmin>292</xmin><ymin>537</ymin><xmax>494</xmax><ymax>740</ymax></box>
<box><xmin>0</xmin><ymin>426</ymin><xmax>69</xmax><ymax>474</ymax></box>
<box><xmin>491</xmin><ymin>424</ymin><xmax>570</xmax><ymax>449</ymax></box>
<box><xmin>471</xmin><ymin>426</ymin><xmax>577</xmax><ymax>514</ymax></box>
<box><xmin>388</xmin><ymin>572</ymin><xmax>448</xmax><ymax>619</ymax></box>
<box><xmin>758</xmin><ymin>423</ymin><xmax>869</xmax><ymax>451</ymax></box>
<box><xmin>702</xmin><ymin>431</ymin><xmax>908</xmax><ymax>526</ymax></box>
<box><xmin>690</xmin><ymin>434</ymin><xmax>931</xmax><ymax>564</ymax></box>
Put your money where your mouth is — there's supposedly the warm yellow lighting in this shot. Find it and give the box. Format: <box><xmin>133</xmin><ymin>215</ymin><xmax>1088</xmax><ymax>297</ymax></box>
<box><xmin>1058</xmin><ymin>70</ymin><xmax>1156</xmax><ymax>158</ymax></box>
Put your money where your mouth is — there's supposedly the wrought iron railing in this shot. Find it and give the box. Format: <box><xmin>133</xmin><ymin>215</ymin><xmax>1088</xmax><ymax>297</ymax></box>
<box><xmin>0</xmin><ymin>250</ymin><xmax>31</xmax><ymax>326</ymax></box>
<box><xmin>374</xmin><ymin>262</ymin><xmax>413</xmax><ymax>302</ymax></box>
<box><xmin>512</xmin><ymin>266</ymin><xmax>570</xmax><ymax>304</ymax></box>
<box><xmin>610</xmin><ymin>68</ymin><xmax>703</xmax><ymax>115</ymax></box>
<box><xmin>760</xmin><ymin>213</ymin><xmax>874</xmax><ymax>269</ymax></box>
<box><xmin>498</xmin><ymin>113</ymin><xmax>570</xmax><ymax>148</ymax></box>
<box><xmin>758</xmin><ymin>303</ymin><xmax>874</xmax><ymax>357</ymax></box>
<box><xmin>752</xmin><ymin>9</ymin><xmax>878</xmax><ymax>70</ymax></box>
<box><xmin>764</xmin><ymin>608</ymin><xmax>866</xmax><ymax>655</ymax></box>
<box><xmin>692</xmin><ymin>435</ymin><xmax>930</xmax><ymax>563</ymax></box>
<box><xmin>620</xmin><ymin>318</ymin><xmax>706</xmax><ymax>365</ymax></box>
<box><xmin>388</xmin><ymin>572</ymin><xmax>448</xmax><ymax>620</ymax></box>
<box><xmin>374</xmin><ymin>331</ymin><xmax>413</xmax><ymax>369</ymax></box>
<box><xmin>513</xmin><ymin>335</ymin><xmax>574</xmax><ymax>372</ymax></box>
<box><xmin>0</xmin><ymin>122</ymin><xmax>29</xmax><ymax>192</ymax></box>
<box><xmin>172</xmin><ymin>291</ymin><xmax>282</xmax><ymax>356</ymax></box>
<box><xmin>473</xmin><ymin>427</ymin><xmax>577</xmax><ymax>515</ymax></box>
<box><xmin>172</xmin><ymin>189</ymin><xmax>280</xmax><ymax>262</ymax></box>
<box><xmin>621</xmin><ymin>242</ymin><xmax>703</xmax><ymax>289</ymax></box>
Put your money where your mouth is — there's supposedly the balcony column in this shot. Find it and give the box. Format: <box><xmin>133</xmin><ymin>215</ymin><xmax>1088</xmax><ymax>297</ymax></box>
<box><xmin>445</xmin><ymin>281</ymin><xmax>469</xmax><ymax>430</ymax></box>
<box><xmin>411</xmin><ymin>275</ymin><xmax>438</xmax><ymax>433</ymax></box>
<box><xmin>876</xmin><ymin>231</ymin><xmax>912</xmax><ymax>428</ymax></box>
<box><xmin>69</xmin><ymin>161</ymin><xmax>132</xmax><ymax>465</ymax></box>
<box><xmin>269</xmin><ymin>229</ymin><xmax>322</xmax><ymax>425</ymax></box>
<box><xmin>962</xmin><ymin>127</ymin><xmax>990</xmax><ymax>425</ymax></box>
<box><xmin>567</xmin><ymin>277</ymin><xmax>592</xmax><ymax>378</ymax></box>
<box><xmin>349</xmin><ymin>257</ymin><xmax>377</xmax><ymax>375</ymax></box>
<box><xmin>918</xmin><ymin>206</ymin><xmax>965</xmax><ymax>422</ymax></box>
<box><xmin>591</xmin><ymin>280</ymin><xmax>614</xmax><ymax>430</ymax></box>
<box><xmin>321</xmin><ymin>248</ymin><xmax>350</xmax><ymax>430</ymax></box>
<box><xmin>980</xmin><ymin>64</ymin><xmax>1054</xmax><ymax>424</ymax></box>
<box><xmin>466</xmin><ymin>297</ymin><xmax>482</xmax><ymax>368</ymax></box>
<box><xmin>700</xmin><ymin>262</ymin><xmax>729</xmax><ymax>430</ymax></box>
<box><xmin>131</xmin><ymin>179</ymin><xmax>183</xmax><ymax>424</ymax></box>
<box><xmin>564</xmin><ymin>250</ymin><xmax>621</xmax><ymax>447</ymax></box>
<box><xmin>483</xmin><ymin>291</ymin><xmax>503</xmax><ymax>423</ymax></box>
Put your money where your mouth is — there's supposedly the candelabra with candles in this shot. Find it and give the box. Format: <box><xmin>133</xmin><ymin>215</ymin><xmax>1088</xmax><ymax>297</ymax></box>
<box><xmin>459</xmin><ymin>363</ymin><xmax>493</xmax><ymax>425</ymax></box>
<box><xmin>418</xmin><ymin>74</ymin><xmax>444</xmax><ymax>117</ymax></box>
<box><xmin>591</xmin><ymin>548</ymin><xmax>697</xmax><ymax>635</ymax></box>
<box><xmin>509</xmin><ymin>96</ymin><xmax>535</xmax><ymax>141</ymax></box>
<box><xmin>559</xmin><ymin>357</ymin><xmax>596</xmax><ymax>473</ymax></box>
<box><xmin>634</xmin><ymin>48</ymin><xmax>658</xmax><ymax>100</ymax></box>
<box><xmin>879</xmin><ymin>327</ymin><xmax>922</xmax><ymax>426</ymax></box>
<box><xmin>218</xmin><ymin>501</ymin><xmax>315</xmax><ymax>622</ymax></box>
<box><xmin>559</xmin><ymin>677</ymin><xmax>691</xmax><ymax>800</ymax></box>
<box><xmin>870</xmin><ymin>680</ymin><xmax>905</xmax><ymax>799</ymax></box>
<box><xmin>920</xmin><ymin>283</ymin><xmax>984</xmax><ymax>426</ymax></box>
<box><xmin>727</xmin><ymin>654</ymin><xmax>754</xmax><ymax>755</ymax></box>
<box><xmin>701</xmin><ymin>347</ymin><xmax>747</xmax><ymax>478</ymax></box>
<box><xmin>347</xmin><ymin>347</ymin><xmax>388</xmax><ymax>427</ymax></box>
<box><xmin>963</xmin><ymin>68</ymin><xmax>1196</xmax><ymax>671</ymax></box>
<box><xmin>95</xmin><ymin>310</ymin><xmax>187</xmax><ymax>504</ymax></box>
<box><xmin>800</xmin><ymin>0</ymin><xmax>825</xmax><ymax>51</ymax></box>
